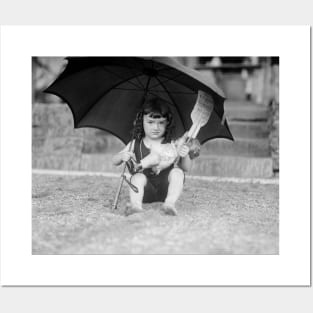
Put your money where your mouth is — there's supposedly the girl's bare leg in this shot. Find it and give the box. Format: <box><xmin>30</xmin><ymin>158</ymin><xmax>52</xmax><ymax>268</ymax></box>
<box><xmin>162</xmin><ymin>168</ymin><xmax>184</xmax><ymax>215</ymax></box>
<box><xmin>127</xmin><ymin>173</ymin><xmax>147</xmax><ymax>215</ymax></box>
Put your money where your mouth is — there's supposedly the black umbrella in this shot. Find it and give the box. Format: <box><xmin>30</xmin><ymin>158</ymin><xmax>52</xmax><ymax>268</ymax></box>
<box><xmin>45</xmin><ymin>57</ymin><xmax>234</xmax><ymax>210</ymax></box>
<box><xmin>45</xmin><ymin>57</ymin><xmax>233</xmax><ymax>144</ymax></box>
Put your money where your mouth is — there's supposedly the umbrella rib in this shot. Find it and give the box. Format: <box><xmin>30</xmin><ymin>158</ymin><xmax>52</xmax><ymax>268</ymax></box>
<box><xmin>148</xmin><ymin>72</ymin><xmax>184</xmax><ymax>90</ymax></box>
<box><xmin>159</xmin><ymin>72</ymin><xmax>201</xmax><ymax>95</ymax></box>
<box><xmin>132</xmin><ymin>73</ymin><xmax>145</xmax><ymax>89</ymax></box>
<box><xmin>154</xmin><ymin>77</ymin><xmax>187</xmax><ymax>130</ymax></box>
<box><xmin>144</xmin><ymin>76</ymin><xmax>152</xmax><ymax>98</ymax></box>
<box><xmin>79</xmin><ymin>73</ymin><xmax>146</xmax><ymax>124</ymax></box>
<box><xmin>115</xmin><ymin>87</ymin><xmax>146</xmax><ymax>91</ymax></box>
<box><xmin>127</xmin><ymin>63</ymin><xmax>145</xmax><ymax>89</ymax></box>
<box><xmin>129</xmin><ymin>58</ymin><xmax>188</xmax><ymax>92</ymax></box>
<box><xmin>158</xmin><ymin>71</ymin><xmax>221</xmax><ymax>99</ymax></box>
<box><xmin>145</xmin><ymin>91</ymin><xmax>175</xmax><ymax>107</ymax></box>
<box><xmin>147</xmin><ymin>90</ymin><xmax>195</xmax><ymax>95</ymax></box>
<box><xmin>100</xmin><ymin>66</ymin><xmax>143</xmax><ymax>90</ymax></box>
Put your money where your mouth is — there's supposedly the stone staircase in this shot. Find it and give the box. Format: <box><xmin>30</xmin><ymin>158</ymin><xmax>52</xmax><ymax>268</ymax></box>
<box><xmin>190</xmin><ymin>100</ymin><xmax>273</xmax><ymax>178</ymax></box>
<box><xmin>77</xmin><ymin>100</ymin><xmax>274</xmax><ymax>178</ymax></box>
<box><xmin>32</xmin><ymin>100</ymin><xmax>274</xmax><ymax>178</ymax></box>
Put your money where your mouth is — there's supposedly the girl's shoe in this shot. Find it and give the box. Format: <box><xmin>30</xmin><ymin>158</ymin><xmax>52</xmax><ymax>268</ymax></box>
<box><xmin>125</xmin><ymin>202</ymin><xmax>144</xmax><ymax>216</ymax></box>
<box><xmin>161</xmin><ymin>203</ymin><xmax>177</xmax><ymax>216</ymax></box>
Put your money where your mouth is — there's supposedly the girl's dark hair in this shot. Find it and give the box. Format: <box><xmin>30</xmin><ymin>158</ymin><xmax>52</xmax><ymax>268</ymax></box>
<box><xmin>132</xmin><ymin>97</ymin><xmax>175</xmax><ymax>142</ymax></box>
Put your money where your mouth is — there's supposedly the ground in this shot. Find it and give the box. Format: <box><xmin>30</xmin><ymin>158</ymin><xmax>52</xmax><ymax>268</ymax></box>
<box><xmin>32</xmin><ymin>173</ymin><xmax>279</xmax><ymax>255</ymax></box>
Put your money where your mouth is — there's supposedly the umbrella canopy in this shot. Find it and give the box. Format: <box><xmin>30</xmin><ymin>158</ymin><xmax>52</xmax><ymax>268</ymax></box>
<box><xmin>45</xmin><ymin>57</ymin><xmax>234</xmax><ymax>144</ymax></box>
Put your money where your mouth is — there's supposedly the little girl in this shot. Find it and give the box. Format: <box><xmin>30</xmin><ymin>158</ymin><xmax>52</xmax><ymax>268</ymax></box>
<box><xmin>112</xmin><ymin>97</ymin><xmax>200</xmax><ymax>216</ymax></box>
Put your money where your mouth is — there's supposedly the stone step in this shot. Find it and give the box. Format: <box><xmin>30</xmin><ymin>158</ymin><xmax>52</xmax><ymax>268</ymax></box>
<box><xmin>80</xmin><ymin>134</ymin><xmax>270</xmax><ymax>157</ymax></box>
<box><xmin>228</xmin><ymin>120</ymin><xmax>269</xmax><ymax>139</ymax></box>
<box><xmin>190</xmin><ymin>155</ymin><xmax>273</xmax><ymax>178</ymax></box>
<box><xmin>224</xmin><ymin>100</ymin><xmax>269</xmax><ymax>121</ymax></box>
<box><xmin>77</xmin><ymin>154</ymin><xmax>273</xmax><ymax>178</ymax></box>
<box><xmin>225</xmin><ymin>100</ymin><xmax>258</xmax><ymax>107</ymax></box>
<box><xmin>219</xmin><ymin>73</ymin><xmax>246</xmax><ymax>100</ymax></box>
<box><xmin>202</xmin><ymin>137</ymin><xmax>270</xmax><ymax>157</ymax></box>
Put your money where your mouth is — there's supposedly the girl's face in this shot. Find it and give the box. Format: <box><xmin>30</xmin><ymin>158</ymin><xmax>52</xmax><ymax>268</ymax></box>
<box><xmin>143</xmin><ymin>113</ymin><xmax>168</xmax><ymax>140</ymax></box>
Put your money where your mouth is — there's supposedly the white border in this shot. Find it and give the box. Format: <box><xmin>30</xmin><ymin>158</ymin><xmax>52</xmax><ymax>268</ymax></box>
<box><xmin>0</xmin><ymin>26</ymin><xmax>310</xmax><ymax>286</ymax></box>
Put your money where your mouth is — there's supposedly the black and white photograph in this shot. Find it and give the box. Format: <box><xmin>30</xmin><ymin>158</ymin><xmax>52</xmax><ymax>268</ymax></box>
<box><xmin>32</xmin><ymin>56</ymin><xmax>279</xmax><ymax>255</ymax></box>
<box><xmin>0</xmin><ymin>1</ymin><xmax>312</xmax><ymax>310</ymax></box>
<box><xmin>1</xmin><ymin>25</ymin><xmax>309</xmax><ymax>287</ymax></box>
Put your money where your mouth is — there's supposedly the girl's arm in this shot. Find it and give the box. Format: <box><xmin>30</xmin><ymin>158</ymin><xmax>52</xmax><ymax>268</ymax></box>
<box><xmin>177</xmin><ymin>144</ymin><xmax>192</xmax><ymax>172</ymax></box>
<box><xmin>179</xmin><ymin>153</ymin><xmax>192</xmax><ymax>172</ymax></box>
<box><xmin>176</xmin><ymin>137</ymin><xmax>200</xmax><ymax>172</ymax></box>
<box><xmin>112</xmin><ymin>142</ymin><xmax>133</xmax><ymax>166</ymax></box>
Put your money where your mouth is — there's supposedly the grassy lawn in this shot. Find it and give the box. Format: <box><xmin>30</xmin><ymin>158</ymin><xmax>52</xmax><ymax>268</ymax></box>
<box><xmin>32</xmin><ymin>173</ymin><xmax>279</xmax><ymax>254</ymax></box>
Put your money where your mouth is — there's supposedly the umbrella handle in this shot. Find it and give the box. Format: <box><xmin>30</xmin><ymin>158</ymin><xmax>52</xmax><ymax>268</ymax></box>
<box><xmin>111</xmin><ymin>140</ymin><xmax>136</xmax><ymax>210</ymax></box>
<box><xmin>173</xmin><ymin>114</ymin><xmax>205</xmax><ymax>167</ymax></box>
<box><xmin>111</xmin><ymin>163</ymin><xmax>127</xmax><ymax>210</ymax></box>
<box><xmin>173</xmin><ymin>136</ymin><xmax>192</xmax><ymax>167</ymax></box>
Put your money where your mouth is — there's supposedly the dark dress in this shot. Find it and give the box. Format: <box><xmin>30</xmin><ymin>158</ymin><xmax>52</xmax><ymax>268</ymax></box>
<box><xmin>130</xmin><ymin>138</ymin><xmax>176</xmax><ymax>203</ymax></box>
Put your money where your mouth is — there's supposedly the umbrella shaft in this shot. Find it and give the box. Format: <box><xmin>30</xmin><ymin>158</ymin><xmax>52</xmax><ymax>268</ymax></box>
<box><xmin>174</xmin><ymin>136</ymin><xmax>191</xmax><ymax>167</ymax></box>
<box><xmin>111</xmin><ymin>164</ymin><xmax>127</xmax><ymax>210</ymax></box>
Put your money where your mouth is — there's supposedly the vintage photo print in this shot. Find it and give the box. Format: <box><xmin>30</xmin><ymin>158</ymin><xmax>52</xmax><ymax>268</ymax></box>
<box><xmin>0</xmin><ymin>26</ymin><xmax>310</xmax><ymax>286</ymax></box>
<box><xmin>32</xmin><ymin>56</ymin><xmax>279</xmax><ymax>256</ymax></box>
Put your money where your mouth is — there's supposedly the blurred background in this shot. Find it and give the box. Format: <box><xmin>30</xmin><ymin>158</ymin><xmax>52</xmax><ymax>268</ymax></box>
<box><xmin>32</xmin><ymin>56</ymin><xmax>279</xmax><ymax>178</ymax></box>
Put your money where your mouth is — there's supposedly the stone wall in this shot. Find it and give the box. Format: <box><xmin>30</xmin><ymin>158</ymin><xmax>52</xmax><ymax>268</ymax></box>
<box><xmin>32</xmin><ymin>102</ymin><xmax>275</xmax><ymax>178</ymax></box>
<box><xmin>32</xmin><ymin>103</ymin><xmax>124</xmax><ymax>171</ymax></box>
<box><xmin>268</xmin><ymin>65</ymin><xmax>279</xmax><ymax>173</ymax></box>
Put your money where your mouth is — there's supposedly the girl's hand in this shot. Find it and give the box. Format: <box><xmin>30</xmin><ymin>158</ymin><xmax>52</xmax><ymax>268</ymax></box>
<box><xmin>188</xmin><ymin>138</ymin><xmax>201</xmax><ymax>160</ymax></box>
<box><xmin>178</xmin><ymin>144</ymin><xmax>190</xmax><ymax>158</ymax></box>
<box><xmin>176</xmin><ymin>132</ymin><xmax>189</xmax><ymax>147</ymax></box>
<box><xmin>120</xmin><ymin>151</ymin><xmax>135</xmax><ymax>162</ymax></box>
